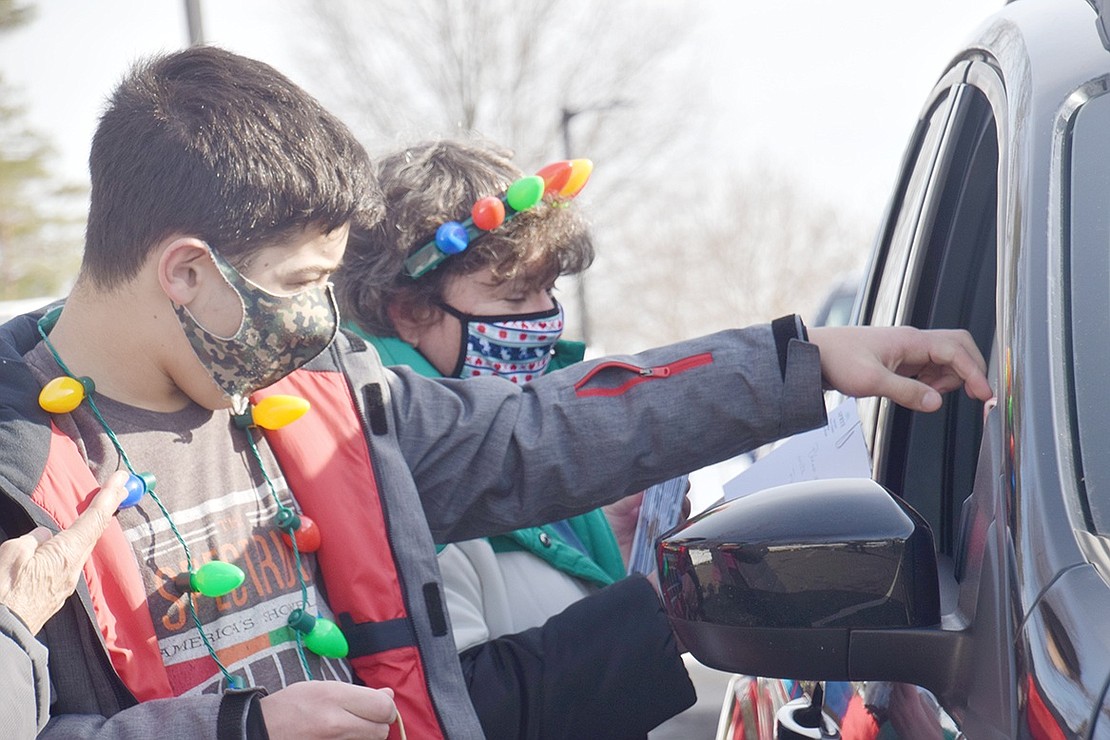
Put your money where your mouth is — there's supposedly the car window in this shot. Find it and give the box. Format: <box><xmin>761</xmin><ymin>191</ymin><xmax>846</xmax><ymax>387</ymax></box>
<box><xmin>859</xmin><ymin>78</ymin><xmax>962</xmax><ymax>445</ymax></box>
<box><xmin>866</xmin><ymin>81</ymin><xmax>999</xmax><ymax>556</ymax></box>
<box><xmin>1066</xmin><ymin>87</ymin><xmax>1110</xmax><ymax>535</ymax></box>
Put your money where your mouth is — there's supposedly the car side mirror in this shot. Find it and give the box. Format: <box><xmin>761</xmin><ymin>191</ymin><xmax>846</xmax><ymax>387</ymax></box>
<box><xmin>658</xmin><ymin>478</ymin><xmax>951</xmax><ymax>686</ymax></box>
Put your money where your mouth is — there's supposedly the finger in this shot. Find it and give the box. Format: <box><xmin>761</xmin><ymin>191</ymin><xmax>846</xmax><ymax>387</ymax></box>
<box><xmin>52</xmin><ymin>473</ymin><xmax>129</xmax><ymax>566</ymax></box>
<box><xmin>932</xmin><ymin>340</ymin><xmax>992</xmax><ymax>401</ymax></box>
<box><xmin>343</xmin><ymin>687</ymin><xmax>398</xmax><ymax>724</ymax></box>
<box><xmin>873</xmin><ymin>372</ymin><xmax>943</xmax><ymax>413</ymax></box>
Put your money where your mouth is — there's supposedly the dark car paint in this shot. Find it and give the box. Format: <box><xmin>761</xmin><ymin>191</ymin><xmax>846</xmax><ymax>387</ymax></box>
<box><xmin>660</xmin><ymin>0</ymin><xmax>1110</xmax><ymax>737</ymax></box>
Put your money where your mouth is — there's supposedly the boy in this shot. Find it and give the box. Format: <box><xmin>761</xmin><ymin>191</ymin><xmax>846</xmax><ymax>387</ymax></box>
<box><xmin>0</xmin><ymin>46</ymin><xmax>991</xmax><ymax>740</ymax></box>
<box><xmin>336</xmin><ymin>138</ymin><xmax>693</xmax><ymax>738</ymax></box>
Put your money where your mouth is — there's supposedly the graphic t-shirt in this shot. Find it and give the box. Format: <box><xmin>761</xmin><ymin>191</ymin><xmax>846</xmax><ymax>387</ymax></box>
<box><xmin>25</xmin><ymin>344</ymin><xmax>353</xmax><ymax>694</ymax></box>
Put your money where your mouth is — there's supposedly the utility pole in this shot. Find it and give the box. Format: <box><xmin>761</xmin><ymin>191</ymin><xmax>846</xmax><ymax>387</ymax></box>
<box><xmin>559</xmin><ymin>100</ymin><xmax>628</xmax><ymax>348</ymax></box>
<box><xmin>184</xmin><ymin>0</ymin><xmax>205</xmax><ymax>46</ymax></box>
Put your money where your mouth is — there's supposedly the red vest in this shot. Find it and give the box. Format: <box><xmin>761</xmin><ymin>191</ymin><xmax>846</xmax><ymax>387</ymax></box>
<box><xmin>32</xmin><ymin>367</ymin><xmax>444</xmax><ymax>740</ymax></box>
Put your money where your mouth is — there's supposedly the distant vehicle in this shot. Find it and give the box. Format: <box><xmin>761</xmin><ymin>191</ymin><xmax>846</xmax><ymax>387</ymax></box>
<box><xmin>659</xmin><ymin>0</ymin><xmax>1110</xmax><ymax>736</ymax></box>
<box><xmin>811</xmin><ymin>273</ymin><xmax>860</xmax><ymax>329</ymax></box>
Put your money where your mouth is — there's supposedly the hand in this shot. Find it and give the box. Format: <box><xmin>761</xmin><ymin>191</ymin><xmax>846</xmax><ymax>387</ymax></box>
<box><xmin>0</xmin><ymin>471</ymin><xmax>128</xmax><ymax>634</ymax></box>
<box><xmin>604</xmin><ymin>486</ymin><xmax>693</xmax><ymax>566</ymax></box>
<box><xmin>602</xmin><ymin>491</ymin><xmax>644</xmax><ymax>565</ymax></box>
<box><xmin>808</xmin><ymin>326</ymin><xmax>993</xmax><ymax>412</ymax></box>
<box><xmin>260</xmin><ymin>681</ymin><xmax>398</xmax><ymax>739</ymax></box>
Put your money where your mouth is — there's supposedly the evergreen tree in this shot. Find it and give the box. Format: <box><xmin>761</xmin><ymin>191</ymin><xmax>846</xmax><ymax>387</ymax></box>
<box><xmin>0</xmin><ymin>0</ymin><xmax>84</xmax><ymax>301</ymax></box>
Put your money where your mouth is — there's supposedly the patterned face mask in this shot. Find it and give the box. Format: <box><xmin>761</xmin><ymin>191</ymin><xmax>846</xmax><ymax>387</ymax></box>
<box><xmin>438</xmin><ymin>300</ymin><xmax>564</xmax><ymax>382</ymax></box>
<box><xmin>174</xmin><ymin>246</ymin><xmax>339</xmax><ymax>409</ymax></box>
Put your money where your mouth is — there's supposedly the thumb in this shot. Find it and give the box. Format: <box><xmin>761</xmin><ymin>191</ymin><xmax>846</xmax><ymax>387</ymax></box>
<box><xmin>55</xmin><ymin>472</ymin><xmax>129</xmax><ymax>563</ymax></box>
<box><xmin>875</xmin><ymin>373</ymin><xmax>943</xmax><ymax>413</ymax></box>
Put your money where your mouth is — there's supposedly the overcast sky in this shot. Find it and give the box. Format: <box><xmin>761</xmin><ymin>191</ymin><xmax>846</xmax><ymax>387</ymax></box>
<box><xmin>1</xmin><ymin>0</ymin><xmax>1003</xmax><ymax>223</ymax></box>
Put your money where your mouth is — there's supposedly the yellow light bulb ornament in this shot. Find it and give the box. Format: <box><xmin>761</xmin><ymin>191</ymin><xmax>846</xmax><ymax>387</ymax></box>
<box><xmin>560</xmin><ymin>159</ymin><xmax>593</xmax><ymax>198</ymax></box>
<box><xmin>39</xmin><ymin>375</ymin><xmax>95</xmax><ymax>414</ymax></box>
<box><xmin>234</xmin><ymin>395</ymin><xmax>311</xmax><ymax>430</ymax></box>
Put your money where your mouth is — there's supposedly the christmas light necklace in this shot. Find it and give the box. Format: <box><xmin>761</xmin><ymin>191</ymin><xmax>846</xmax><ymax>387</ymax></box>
<box><xmin>35</xmin><ymin>306</ymin><xmax>347</xmax><ymax>688</ymax></box>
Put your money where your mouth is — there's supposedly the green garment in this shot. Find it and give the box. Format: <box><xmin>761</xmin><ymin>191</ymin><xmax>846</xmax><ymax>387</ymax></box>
<box><xmin>344</xmin><ymin>324</ymin><xmax>625</xmax><ymax>587</ymax></box>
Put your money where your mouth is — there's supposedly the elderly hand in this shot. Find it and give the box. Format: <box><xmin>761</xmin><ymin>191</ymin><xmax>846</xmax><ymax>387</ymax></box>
<box><xmin>808</xmin><ymin>326</ymin><xmax>993</xmax><ymax>412</ymax></box>
<box><xmin>0</xmin><ymin>471</ymin><xmax>128</xmax><ymax>634</ymax></box>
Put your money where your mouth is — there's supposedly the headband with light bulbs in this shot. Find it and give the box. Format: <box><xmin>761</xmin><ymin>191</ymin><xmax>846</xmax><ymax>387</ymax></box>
<box><xmin>403</xmin><ymin>158</ymin><xmax>593</xmax><ymax>279</ymax></box>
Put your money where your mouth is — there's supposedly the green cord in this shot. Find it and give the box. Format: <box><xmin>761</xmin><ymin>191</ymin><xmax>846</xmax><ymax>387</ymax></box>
<box><xmin>37</xmin><ymin>314</ymin><xmax>318</xmax><ymax>687</ymax></box>
<box><xmin>243</xmin><ymin>428</ymin><xmax>315</xmax><ymax>680</ymax></box>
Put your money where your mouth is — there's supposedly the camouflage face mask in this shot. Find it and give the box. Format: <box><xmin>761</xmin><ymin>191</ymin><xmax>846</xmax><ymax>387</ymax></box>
<box><xmin>173</xmin><ymin>245</ymin><xmax>338</xmax><ymax>410</ymax></box>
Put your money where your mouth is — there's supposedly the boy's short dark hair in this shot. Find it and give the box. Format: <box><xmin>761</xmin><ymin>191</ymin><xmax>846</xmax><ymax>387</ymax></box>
<box><xmin>337</xmin><ymin>138</ymin><xmax>594</xmax><ymax>337</ymax></box>
<box><xmin>82</xmin><ymin>45</ymin><xmax>381</xmax><ymax>287</ymax></box>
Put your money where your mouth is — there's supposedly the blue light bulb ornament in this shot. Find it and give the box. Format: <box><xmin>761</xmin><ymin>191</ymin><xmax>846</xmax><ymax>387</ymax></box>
<box><xmin>434</xmin><ymin>222</ymin><xmax>470</xmax><ymax>255</ymax></box>
<box><xmin>287</xmin><ymin>609</ymin><xmax>349</xmax><ymax>659</ymax></box>
<box><xmin>121</xmin><ymin>472</ymin><xmax>155</xmax><ymax>509</ymax></box>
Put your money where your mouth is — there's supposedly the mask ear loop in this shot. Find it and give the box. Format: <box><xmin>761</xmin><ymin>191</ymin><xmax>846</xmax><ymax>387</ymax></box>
<box><xmin>434</xmin><ymin>302</ymin><xmax>472</xmax><ymax>379</ymax></box>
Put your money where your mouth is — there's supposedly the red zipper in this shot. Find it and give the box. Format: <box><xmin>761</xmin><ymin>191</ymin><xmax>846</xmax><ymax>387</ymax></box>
<box><xmin>573</xmin><ymin>353</ymin><xmax>713</xmax><ymax>397</ymax></box>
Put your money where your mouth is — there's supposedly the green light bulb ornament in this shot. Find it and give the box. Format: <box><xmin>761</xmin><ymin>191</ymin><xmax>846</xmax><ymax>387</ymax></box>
<box><xmin>175</xmin><ymin>561</ymin><xmax>246</xmax><ymax>598</ymax></box>
<box><xmin>287</xmin><ymin>609</ymin><xmax>349</xmax><ymax>659</ymax></box>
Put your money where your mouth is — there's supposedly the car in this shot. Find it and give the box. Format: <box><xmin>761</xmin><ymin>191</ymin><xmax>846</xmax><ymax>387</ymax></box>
<box><xmin>657</xmin><ymin>0</ymin><xmax>1110</xmax><ymax>737</ymax></box>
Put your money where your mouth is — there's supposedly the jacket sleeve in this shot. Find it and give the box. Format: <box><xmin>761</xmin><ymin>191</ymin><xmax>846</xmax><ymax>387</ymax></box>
<box><xmin>39</xmin><ymin>691</ymin><xmax>269</xmax><ymax>739</ymax></box>
<box><xmin>458</xmin><ymin>576</ymin><xmax>695</xmax><ymax>740</ymax></box>
<box><xmin>386</xmin><ymin>325</ymin><xmax>826</xmax><ymax>543</ymax></box>
<box><xmin>0</xmin><ymin>605</ymin><xmax>49</xmax><ymax>736</ymax></box>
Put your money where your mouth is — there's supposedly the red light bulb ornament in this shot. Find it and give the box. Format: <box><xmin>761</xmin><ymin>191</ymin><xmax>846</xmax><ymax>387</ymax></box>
<box><xmin>275</xmin><ymin>507</ymin><xmax>322</xmax><ymax>553</ymax></box>
<box><xmin>471</xmin><ymin>196</ymin><xmax>506</xmax><ymax>231</ymax></box>
<box><xmin>287</xmin><ymin>609</ymin><xmax>349</xmax><ymax>659</ymax></box>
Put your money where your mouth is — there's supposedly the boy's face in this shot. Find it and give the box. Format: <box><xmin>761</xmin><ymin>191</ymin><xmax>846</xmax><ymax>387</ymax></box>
<box><xmin>409</xmin><ymin>267</ymin><xmax>557</xmax><ymax>377</ymax></box>
<box><xmin>173</xmin><ymin>224</ymin><xmax>349</xmax><ymax>409</ymax></box>
<box><xmin>195</xmin><ymin>226</ymin><xmax>349</xmax><ymax>337</ymax></box>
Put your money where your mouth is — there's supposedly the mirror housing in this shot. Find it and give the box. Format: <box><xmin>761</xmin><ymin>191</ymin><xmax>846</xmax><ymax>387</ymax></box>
<box><xmin>658</xmin><ymin>478</ymin><xmax>965</xmax><ymax>693</ymax></box>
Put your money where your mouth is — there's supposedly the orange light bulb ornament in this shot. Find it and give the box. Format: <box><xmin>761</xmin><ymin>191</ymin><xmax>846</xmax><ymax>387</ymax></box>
<box><xmin>535</xmin><ymin>160</ymin><xmax>573</xmax><ymax>194</ymax></box>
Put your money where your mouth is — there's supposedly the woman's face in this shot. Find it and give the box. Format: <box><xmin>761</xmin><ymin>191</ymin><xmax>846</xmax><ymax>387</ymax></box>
<box><xmin>401</xmin><ymin>267</ymin><xmax>556</xmax><ymax>376</ymax></box>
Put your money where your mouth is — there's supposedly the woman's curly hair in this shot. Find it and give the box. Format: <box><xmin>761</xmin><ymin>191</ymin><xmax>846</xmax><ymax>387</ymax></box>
<box><xmin>336</xmin><ymin>138</ymin><xmax>594</xmax><ymax>337</ymax></box>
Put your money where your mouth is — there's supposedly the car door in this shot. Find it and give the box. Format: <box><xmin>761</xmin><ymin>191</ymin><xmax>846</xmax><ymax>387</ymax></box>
<box><xmin>857</xmin><ymin>58</ymin><xmax>1005</xmax><ymax>737</ymax></box>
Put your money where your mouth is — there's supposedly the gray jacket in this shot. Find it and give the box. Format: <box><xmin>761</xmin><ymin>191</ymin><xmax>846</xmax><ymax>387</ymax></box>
<box><xmin>0</xmin><ymin>605</ymin><xmax>49</xmax><ymax>736</ymax></box>
<box><xmin>0</xmin><ymin>312</ymin><xmax>825</xmax><ymax>739</ymax></box>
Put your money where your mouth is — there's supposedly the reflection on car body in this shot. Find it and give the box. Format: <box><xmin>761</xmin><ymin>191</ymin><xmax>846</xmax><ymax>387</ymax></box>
<box><xmin>659</xmin><ymin>0</ymin><xmax>1110</xmax><ymax>737</ymax></box>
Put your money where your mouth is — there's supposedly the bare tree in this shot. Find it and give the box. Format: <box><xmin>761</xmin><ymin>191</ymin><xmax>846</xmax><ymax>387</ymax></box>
<box><xmin>293</xmin><ymin>0</ymin><xmax>872</xmax><ymax>350</ymax></box>
<box><xmin>585</xmin><ymin>164</ymin><xmax>874</xmax><ymax>353</ymax></box>
<box><xmin>299</xmin><ymin>0</ymin><xmax>710</xmax><ymax>205</ymax></box>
